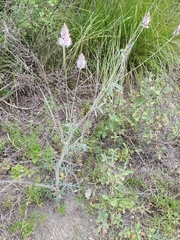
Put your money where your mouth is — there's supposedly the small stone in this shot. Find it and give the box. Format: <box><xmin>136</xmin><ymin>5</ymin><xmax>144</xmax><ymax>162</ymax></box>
<box><xmin>176</xmin><ymin>167</ymin><xmax>180</xmax><ymax>175</ymax></box>
<box><xmin>140</xmin><ymin>167</ymin><xmax>148</xmax><ymax>173</ymax></box>
<box><xmin>85</xmin><ymin>188</ymin><xmax>92</xmax><ymax>199</ymax></box>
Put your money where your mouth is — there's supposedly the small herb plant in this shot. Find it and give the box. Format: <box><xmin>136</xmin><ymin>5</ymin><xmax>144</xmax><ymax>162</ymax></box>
<box><xmin>56</xmin><ymin>204</ymin><xmax>66</xmax><ymax>215</ymax></box>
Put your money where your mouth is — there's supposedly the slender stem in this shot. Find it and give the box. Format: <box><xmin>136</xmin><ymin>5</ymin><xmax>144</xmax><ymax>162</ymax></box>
<box><xmin>63</xmin><ymin>46</ymin><xmax>67</xmax><ymax>79</ymax></box>
<box><xmin>124</xmin><ymin>36</ymin><xmax>175</xmax><ymax>79</ymax></box>
<box><xmin>62</xmin><ymin>46</ymin><xmax>70</xmax><ymax>106</ymax></box>
<box><xmin>36</xmin><ymin>80</ymin><xmax>65</xmax><ymax>142</ymax></box>
<box><xmin>55</xmin><ymin>142</ymin><xmax>67</xmax><ymax>190</ymax></box>
<box><xmin>70</xmin><ymin>70</ymin><xmax>80</xmax><ymax>121</ymax></box>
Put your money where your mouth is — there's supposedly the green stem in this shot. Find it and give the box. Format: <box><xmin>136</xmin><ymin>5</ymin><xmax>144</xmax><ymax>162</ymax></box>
<box><xmin>63</xmin><ymin>46</ymin><xmax>67</xmax><ymax>80</ymax></box>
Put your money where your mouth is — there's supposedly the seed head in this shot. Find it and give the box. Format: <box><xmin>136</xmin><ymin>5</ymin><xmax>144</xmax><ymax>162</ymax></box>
<box><xmin>141</xmin><ymin>12</ymin><xmax>150</xmax><ymax>29</ymax></box>
<box><xmin>58</xmin><ymin>23</ymin><xmax>72</xmax><ymax>47</ymax></box>
<box><xmin>173</xmin><ymin>25</ymin><xmax>180</xmax><ymax>37</ymax></box>
<box><xmin>77</xmin><ymin>53</ymin><xmax>86</xmax><ymax>70</ymax></box>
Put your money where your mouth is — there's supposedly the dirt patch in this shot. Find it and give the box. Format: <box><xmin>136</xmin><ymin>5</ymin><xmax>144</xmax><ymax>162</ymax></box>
<box><xmin>0</xmin><ymin>190</ymin><xmax>98</xmax><ymax>240</ymax></box>
<box><xmin>30</xmin><ymin>193</ymin><xmax>97</xmax><ymax>240</ymax></box>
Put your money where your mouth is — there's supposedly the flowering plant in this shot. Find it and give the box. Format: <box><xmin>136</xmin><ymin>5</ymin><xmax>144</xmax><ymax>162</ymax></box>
<box><xmin>58</xmin><ymin>23</ymin><xmax>72</xmax><ymax>47</ymax></box>
<box><xmin>141</xmin><ymin>12</ymin><xmax>150</xmax><ymax>29</ymax></box>
<box><xmin>173</xmin><ymin>25</ymin><xmax>180</xmax><ymax>36</ymax></box>
<box><xmin>77</xmin><ymin>53</ymin><xmax>86</xmax><ymax>70</ymax></box>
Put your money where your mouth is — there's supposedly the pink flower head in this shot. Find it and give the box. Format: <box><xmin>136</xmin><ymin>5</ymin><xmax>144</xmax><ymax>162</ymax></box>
<box><xmin>58</xmin><ymin>23</ymin><xmax>72</xmax><ymax>47</ymax></box>
<box><xmin>141</xmin><ymin>12</ymin><xmax>150</xmax><ymax>28</ymax></box>
<box><xmin>173</xmin><ymin>25</ymin><xmax>180</xmax><ymax>36</ymax></box>
<box><xmin>77</xmin><ymin>53</ymin><xmax>86</xmax><ymax>70</ymax></box>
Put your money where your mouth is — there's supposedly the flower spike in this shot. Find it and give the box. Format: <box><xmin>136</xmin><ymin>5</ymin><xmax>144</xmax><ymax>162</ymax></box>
<box><xmin>141</xmin><ymin>12</ymin><xmax>150</xmax><ymax>29</ymax></box>
<box><xmin>58</xmin><ymin>23</ymin><xmax>72</xmax><ymax>47</ymax></box>
<box><xmin>77</xmin><ymin>53</ymin><xmax>86</xmax><ymax>70</ymax></box>
<box><xmin>173</xmin><ymin>25</ymin><xmax>180</xmax><ymax>36</ymax></box>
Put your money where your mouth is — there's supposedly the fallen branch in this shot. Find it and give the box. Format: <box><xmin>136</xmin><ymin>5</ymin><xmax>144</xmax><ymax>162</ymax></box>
<box><xmin>0</xmin><ymin>180</ymin><xmax>56</xmax><ymax>191</ymax></box>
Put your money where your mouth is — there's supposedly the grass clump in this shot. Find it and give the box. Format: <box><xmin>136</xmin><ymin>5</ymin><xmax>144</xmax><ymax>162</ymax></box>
<box><xmin>56</xmin><ymin>204</ymin><xmax>66</xmax><ymax>215</ymax></box>
<box><xmin>8</xmin><ymin>211</ymin><xmax>46</xmax><ymax>240</ymax></box>
<box><xmin>2</xmin><ymin>0</ymin><xmax>180</xmax><ymax>72</ymax></box>
<box><xmin>9</xmin><ymin>217</ymin><xmax>36</xmax><ymax>239</ymax></box>
<box><xmin>150</xmin><ymin>194</ymin><xmax>180</xmax><ymax>237</ymax></box>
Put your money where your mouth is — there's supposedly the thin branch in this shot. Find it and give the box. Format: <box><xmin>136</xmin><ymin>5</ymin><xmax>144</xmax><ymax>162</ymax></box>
<box><xmin>0</xmin><ymin>180</ymin><xmax>56</xmax><ymax>191</ymax></box>
<box><xmin>1</xmin><ymin>99</ymin><xmax>39</xmax><ymax>110</ymax></box>
<box><xmin>55</xmin><ymin>143</ymin><xmax>67</xmax><ymax>189</ymax></box>
<box><xmin>0</xmin><ymin>183</ymin><xmax>13</xmax><ymax>193</ymax></box>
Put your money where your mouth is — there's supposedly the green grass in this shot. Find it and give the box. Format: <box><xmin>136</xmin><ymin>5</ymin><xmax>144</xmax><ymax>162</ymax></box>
<box><xmin>56</xmin><ymin>204</ymin><xmax>66</xmax><ymax>215</ymax></box>
<box><xmin>9</xmin><ymin>216</ymin><xmax>37</xmax><ymax>239</ymax></box>
<box><xmin>1</xmin><ymin>0</ymin><xmax>180</xmax><ymax>73</ymax></box>
<box><xmin>9</xmin><ymin>211</ymin><xmax>46</xmax><ymax>239</ymax></box>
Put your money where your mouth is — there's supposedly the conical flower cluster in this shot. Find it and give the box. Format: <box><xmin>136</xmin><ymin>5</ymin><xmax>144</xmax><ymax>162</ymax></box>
<box><xmin>141</xmin><ymin>12</ymin><xmax>150</xmax><ymax>28</ymax></box>
<box><xmin>58</xmin><ymin>23</ymin><xmax>86</xmax><ymax>69</ymax></box>
<box><xmin>173</xmin><ymin>25</ymin><xmax>180</xmax><ymax>36</ymax></box>
<box><xmin>76</xmin><ymin>53</ymin><xmax>86</xmax><ymax>70</ymax></box>
<box><xmin>58</xmin><ymin>23</ymin><xmax>72</xmax><ymax>47</ymax></box>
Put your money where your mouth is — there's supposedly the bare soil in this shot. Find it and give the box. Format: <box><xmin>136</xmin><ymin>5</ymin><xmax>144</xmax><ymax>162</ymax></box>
<box><xmin>30</xmin><ymin>193</ymin><xmax>98</xmax><ymax>240</ymax></box>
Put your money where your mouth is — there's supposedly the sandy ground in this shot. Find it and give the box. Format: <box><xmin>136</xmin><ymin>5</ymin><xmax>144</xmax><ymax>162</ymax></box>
<box><xmin>30</xmin><ymin>193</ymin><xmax>98</xmax><ymax>240</ymax></box>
